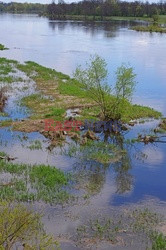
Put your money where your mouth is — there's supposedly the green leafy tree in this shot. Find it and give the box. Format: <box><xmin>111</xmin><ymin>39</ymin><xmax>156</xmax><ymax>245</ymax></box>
<box><xmin>74</xmin><ymin>55</ymin><xmax>112</xmax><ymax>120</ymax></box>
<box><xmin>115</xmin><ymin>64</ymin><xmax>137</xmax><ymax>101</ymax></box>
<box><xmin>0</xmin><ymin>202</ymin><xmax>59</xmax><ymax>250</ymax></box>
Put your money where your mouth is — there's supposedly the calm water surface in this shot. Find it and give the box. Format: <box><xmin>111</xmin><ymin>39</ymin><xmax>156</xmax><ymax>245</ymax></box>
<box><xmin>0</xmin><ymin>14</ymin><xmax>166</xmax><ymax>248</ymax></box>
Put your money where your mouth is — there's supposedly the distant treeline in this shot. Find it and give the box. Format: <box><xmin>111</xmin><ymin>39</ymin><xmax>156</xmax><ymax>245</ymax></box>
<box><xmin>0</xmin><ymin>1</ymin><xmax>166</xmax><ymax>19</ymax></box>
<box><xmin>0</xmin><ymin>2</ymin><xmax>47</xmax><ymax>14</ymax></box>
<box><xmin>47</xmin><ymin>0</ymin><xmax>166</xmax><ymax>20</ymax></box>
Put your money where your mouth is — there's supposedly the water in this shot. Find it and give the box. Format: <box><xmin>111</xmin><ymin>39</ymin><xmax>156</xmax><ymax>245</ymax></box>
<box><xmin>1</xmin><ymin>14</ymin><xmax>166</xmax><ymax>115</ymax></box>
<box><xmin>0</xmin><ymin>13</ymin><xmax>166</xmax><ymax>249</ymax></box>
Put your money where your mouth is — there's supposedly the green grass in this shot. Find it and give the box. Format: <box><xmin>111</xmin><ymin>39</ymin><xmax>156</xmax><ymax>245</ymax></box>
<box><xmin>45</xmin><ymin>107</ymin><xmax>66</xmax><ymax>120</ymax></box>
<box><xmin>158</xmin><ymin>15</ymin><xmax>166</xmax><ymax>24</ymax></box>
<box><xmin>0</xmin><ymin>112</ymin><xmax>8</xmax><ymax>117</ymax></box>
<box><xmin>118</xmin><ymin>100</ymin><xmax>162</xmax><ymax>123</ymax></box>
<box><xmin>132</xmin><ymin>24</ymin><xmax>166</xmax><ymax>33</ymax></box>
<box><xmin>0</xmin><ymin>119</ymin><xmax>12</xmax><ymax>127</ymax></box>
<box><xmin>48</xmin><ymin>14</ymin><xmax>166</xmax><ymax>24</ymax></box>
<box><xmin>0</xmin><ymin>64</ymin><xmax>16</xmax><ymax>75</ymax></box>
<box><xmin>0</xmin><ymin>44</ymin><xmax>8</xmax><ymax>50</ymax></box>
<box><xmin>0</xmin><ymin>57</ymin><xmax>17</xmax><ymax>65</ymax></box>
<box><xmin>0</xmin><ymin>155</ymin><xmax>72</xmax><ymax>204</ymax></box>
<box><xmin>21</xmin><ymin>94</ymin><xmax>53</xmax><ymax>119</ymax></box>
<box><xmin>17</xmin><ymin>61</ymin><xmax>69</xmax><ymax>81</ymax></box>
<box><xmin>21</xmin><ymin>93</ymin><xmax>49</xmax><ymax>104</ymax></box>
<box><xmin>0</xmin><ymin>202</ymin><xmax>59</xmax><ymax>249</ymax></box>
<box><xmin>67</xmin><ymin>140</ymin><xmax>123</xmax><ymax>164</ymax></box>
<box><xmin>0</xmin><ymin>161</ymin><xmax>27</xmax><ymax>174</ymax></box>
<box><xmin>80</xmin><ymin>98</ymin><xmax>161</xmax><ymax>123</ymax></box>
<box><xmin>28</xmin><ymin>140</ymin><xmax>42</xmax><ymax>150</ymax></box>
<box><xmin>58</xmin><ymin>79</ymin><xmax>89</xmax><ymax>98</ymax></box>
<box><xmin>29</xmin><ymin>164</ymin><xmax>68</xmax><ymax>188</ymax></box>
<box><xmin>77</xmin><ymin>218</ymin><xmax>119</xmax><ymax>243</ymax></box>
<box><xmin>151</xmin><ymin>232</ymin><xmax>166</xmax><ymax>250</ymax></box>
<box><xmin>77</xmin><ymin>208</ymin><xmax>163</xmax><ymax>247</ymax></box>
<box><xmin>0</xmin><ymin>57</ymin><xmax>162</xmax><ymax>124</ymax></box>
<box><xmin>0</xmin><ymin>75</ymin><xmax>23</xmax><ymax>83</ymax></box>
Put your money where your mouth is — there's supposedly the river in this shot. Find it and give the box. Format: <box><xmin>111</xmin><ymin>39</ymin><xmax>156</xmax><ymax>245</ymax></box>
<box><xmin>0</xmin><ymin>13</ymin><xmax>166</xmax><ymax>249</ymax></box>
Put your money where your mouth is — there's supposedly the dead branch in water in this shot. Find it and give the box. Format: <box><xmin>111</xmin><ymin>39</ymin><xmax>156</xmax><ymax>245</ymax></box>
<box><xmin>0</xmin><ymin>156</ymin><xmax>17</xmax><ymax>161</ymax></box>
<box><xmin>138</xmin><ymin>134</ymin><xmax>166</xmax><ymax>144</ymax></box>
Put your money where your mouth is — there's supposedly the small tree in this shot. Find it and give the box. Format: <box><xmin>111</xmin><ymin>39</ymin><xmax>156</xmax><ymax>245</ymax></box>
<box><xmin>74</xmin><ymin>55</ymin><xmax>112</xmax><ymax>120</ymax></box>
<box><xmin>115</xmin><ymin>64</ymin><xmax>137</xmax><ymax>101</ymax></box>
<box><xmin>74</xmin><ymin>56</ymin><xmax>137</xmax><ymax>121</ymax></box>
<box><xmin>0</xmin><ymin>202</ymin><xmax>59</xmax><ymax>249</ymax></box>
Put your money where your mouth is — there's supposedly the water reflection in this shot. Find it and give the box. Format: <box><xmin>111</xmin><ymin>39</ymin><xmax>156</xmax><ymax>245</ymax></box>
<box><xmin>48</xmin><ymin>20</ymin><xmax>129</xmax><ymax>38</ymax></box>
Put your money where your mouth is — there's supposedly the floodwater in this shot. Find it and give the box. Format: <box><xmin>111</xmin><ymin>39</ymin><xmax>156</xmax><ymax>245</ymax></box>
<box><xmin>0</xmin><ymin>13</ymin><xmax>166</xmax><ymax>249</ymax></box>
<box><xmin>1</xmin><ymin>14</ymin><xmax>166</xmax><ymax>115</ymax></box>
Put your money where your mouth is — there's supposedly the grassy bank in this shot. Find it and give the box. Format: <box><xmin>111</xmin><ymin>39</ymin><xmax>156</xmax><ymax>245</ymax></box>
<box><xmin>0</xmin><ymin>57</ymin><xmax>161</xmax><ymax>132</ymax></box>
<box><xmin>47</xmin><ymin>15</ymin><xmax>166</xmax><ymax>24</ymax></box>
<box><xmin>132</xmin><ymin>24</ymin><xmax>166</xmax><ymax>33</ymax></box>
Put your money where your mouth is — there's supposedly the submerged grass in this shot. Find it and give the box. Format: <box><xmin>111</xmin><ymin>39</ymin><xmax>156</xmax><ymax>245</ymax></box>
<box><xmin>67</xmin><ymin>140</ymin><xmax>123</xmax><ymax>164</ymax></box>
<box><xmin>0</xmin><ymin>154</ymin><xmax>72</xmax><ymax>204</ymax></box>
<box><xmin>76</xmin><ymin>208</ymin><xmax>164</xmax><ymax>248</ymax></box>
<box><xmin>28</xmin><ymin>140</ymin><xmax>42</xmax><ymax>150</ymax></box>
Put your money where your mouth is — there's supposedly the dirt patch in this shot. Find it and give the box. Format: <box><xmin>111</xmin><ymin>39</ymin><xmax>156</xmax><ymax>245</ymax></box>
<box><xmin>12</xmin><ymin>119</ymin><xmax>45</xmax><ymax>132</ymax></box>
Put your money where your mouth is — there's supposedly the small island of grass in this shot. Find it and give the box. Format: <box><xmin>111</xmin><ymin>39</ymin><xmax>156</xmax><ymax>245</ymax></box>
<box><xmin>131</xmin><ymin>24</ymin><xmax>166</xmax><ymax>33</ymax></box>
<box><xmin>0</xmin><ymin>56</ymin><xmax>162</xmax><ymax>135</ymax></box>
<box><xmin>0</xmin><ymin>44</ymin><xmax>8</xmax><ymax>51</ymax></box>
